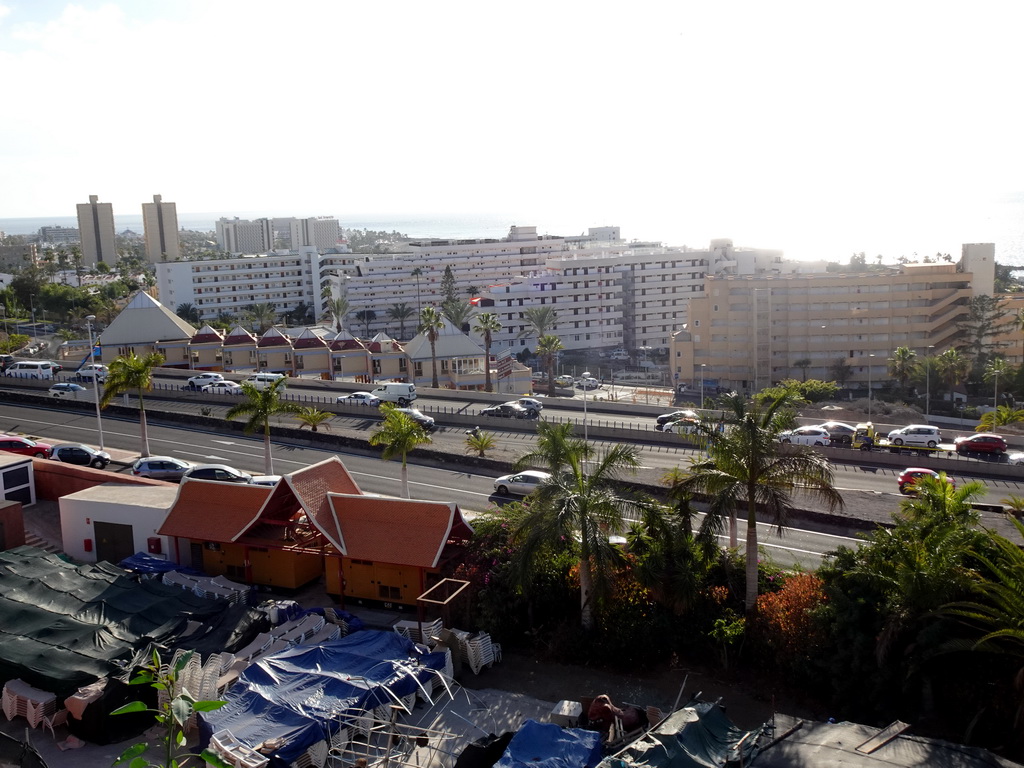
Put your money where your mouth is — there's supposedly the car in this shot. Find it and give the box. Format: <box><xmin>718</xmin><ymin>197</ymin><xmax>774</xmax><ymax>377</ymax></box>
<box><xmin>657</xmin><ymin>409</ymin><xmax>699</xmax><ymax>426</ymax></box>
<box><xmin>1008</xmin><ymin>452</ymin><xmax>1024</xmax><ymax>466</ymax></box>
<box><xmin>0</xmin><ymin>436</ymin><xmax>53</xmax><ymax>458</ymax></box>
<box><xmin>661</xmin><ymin>418</ymin><xmax>699</xmax><ymax>434</ymax></box>
<box><xmin>243</xmin><ymin>372</ymin><xmax>287</xmax><ymax>390</ymax></box>
<box><xmin>200</xmin><ymin>380</ymin><xmax>244</xmax><ymax>394</ymax></box>
<box><xmin>131</xmin><ymin>456</ymin><xmax>195</xmax><ymax>481</ymax></box>
<box><xmin>954</xmin><ymin>433</ymin><xmax>1007</xmax><ymax>455</ymax></box>
<box><xmin>509</xmin><ymin>397</ymin><xmax>544</xmax><ymax>413</ymax></box>
<box><xmin>49</xmin><ymin>382</ymin><xmax>88</xmax><ymax>399</ymax></box>
<box><xmin>40</xmin><ymin>360</ymin><xmax>63</xmax><ymax>374</ymax></box>
<box><xmin>74</xmin><ymin>364</ymin><xmax>108</xmax><ymax>382</ymax></box>
<box><xmin>898</xmin><ymin>467</ymin><xmax>955</xmax><ymax>495</ymax></box>
<box><xmin>393</xmin><ymin>407</ymin><xmax>436</xmax><ymax>430</ymax></box>
<box><xmin>337</xmin><ymin>391</ymin><xmax>381</xmax><ymax>407</ymax></box>
<box><xmin>816</xmin><ymin>421</ymin><xmax>856</xmax><ymax>445</ymax></box>
<box><xmin>554</xmin><ymin>375</ymin><xmax>575</xmax><ymax>387</ymax></box>
<box><xmin>493</xmin><ymin>470</ymin><xmax>552</xmax><ymax>496</ymax></box>
<box><xmin>250</xmin><ymin>475</ymin><xmax>282</xmax><ymax>487</ymax></box>
<box><xmin>0</xmin><ymin>354</ymin><xmax>14</xmax><ymax>372</ymax></box>
<box><xmin>575</xmin><ymin>377</ymin><xmax>601</xmax><ymax>390</ymax></box>
<box><xmin>51</xmin><ymin>443</ymin><xmax>111</xmax><ymax>469</ymax></box>
<box><xmin>888</xmin><ymin>424</ymin><xmax>943</xmax><ymax>448</ymax></box>
<box><xmin>778</xmin><ymin>426</ymin><xmax>831</xmax><ymax>446</ymax></box>
<box><xmin>185</xmin><ymin>372</ymin><xmax>225</xmax><ymax>390</ymax></box>
<box><xmin>182</xmin><ymin>464</ymin><xmax>253</xmax><ymax>484</ymax></box>
<box><xmin>481</xmin><ymin>403</ymin><xmax>533</xmax><ymax>419</ymax></box>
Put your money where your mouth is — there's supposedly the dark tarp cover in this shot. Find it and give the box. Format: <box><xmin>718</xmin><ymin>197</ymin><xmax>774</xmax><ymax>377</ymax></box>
<box><xmin>0</xmin><ymin>547</ymin><xmax>261</xmax><ymax>698</ymax></box>
<box><xmin>495</xmin><ymin>720</ymin><xmax>603</xmax><ymax>768</ymax></box>
<box><xmin>600</xmin><ymin>701</ymin><xmax>763</xmax><ymax>768</ymax></box>
<box><xmin>199</xmin><ymin>630</ymin><xmax>447</xmax><ymax>768</ymax></box>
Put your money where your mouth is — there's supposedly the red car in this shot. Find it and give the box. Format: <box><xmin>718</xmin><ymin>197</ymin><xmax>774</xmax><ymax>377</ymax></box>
<box><xmin>898</xmin><ymin>467</ymin><xmax>955</xmax><ymax>495</ymax></box>
<box><xmin>0</xmin><ymin>436</ymin><xmax>54</xmax><ymax>458</ymax></box>
<box><xmin>954</xmin><ymin>433</ymin><xmax>1007</xmax><ymax>455</ymax></box>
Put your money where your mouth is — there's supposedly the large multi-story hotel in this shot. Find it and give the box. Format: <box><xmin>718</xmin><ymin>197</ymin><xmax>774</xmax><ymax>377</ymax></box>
<box><xmin>75</xmin><ymin>194</ymin><xmax>117</xmax><ymax>266</ymax></box>
<box><xmin>141</xmin><ymin>194</ymin><xmax>181</xmax><ymax>262</ymax></box>
<box><xmin>215</xmin><ymin>216</ymin><xmax>341</xmax><ymax>254</ymax></box>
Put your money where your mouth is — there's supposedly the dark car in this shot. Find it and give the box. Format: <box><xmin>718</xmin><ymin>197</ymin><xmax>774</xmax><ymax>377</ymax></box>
<box><xmin>954</xmin><ymin>433</ymin><xmax>1007</xmax><ymax>455</ymax></box>
<box><xmin>0</xmin><ymin>436</ymin><xmax>53</xmax><ymax>458</ymax></box>
<box><xmin>0</xmin><ymin>355</ymin><xmax>13</xmax><ymax>372</ymax></box>
<box><xmin>657</xmin><ymin>410</ymin><xmax>699</xmax><ymax>426</ymax></box>
<box><xmin>393</xmin><ymin>408</ymin><xmax>436</xmax><ymax>431</ymax></box>
<box><xmin>182</xmin><ymin>464</ymin><xmax>253</xmax><ymax>483</ymax></box>
<box><xmin>481</xmin><ymin>403</ymin><xmax>532</xmax><ymax>419</ymax></box>
<box><xmin>51</xmin><ymin>443</ymin><xmax>111</xmax><ymax>469</ymax></box>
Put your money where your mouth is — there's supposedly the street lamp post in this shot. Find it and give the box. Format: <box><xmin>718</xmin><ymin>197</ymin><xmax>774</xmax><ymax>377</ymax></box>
<box><xmin>29</xmin><ymin>295</ymin><xmax>36</xmax><ymax>341</ymax></box>
<box><xmin>700</xmin><ymin>364</ymin><xmax>706</xmax><ymax>410</ymax></box>
<box><xmin>925</xmin><ymin>344</ymin><xmax>935</xmax><ymax>421</ymax></box>
<box><xmin>85</xmin><ymin>315</ymin><xmax>105</xmax><ymax>451</ymax></box>
<box><xmin>867</xmin><ymin>354</ymin><xmax>875</xmax><ymax>421</ymax></box>
<box><xmin>581</xmin><ymin>370</ymin><xmax>591</xmax><ymax>443</ymax></box>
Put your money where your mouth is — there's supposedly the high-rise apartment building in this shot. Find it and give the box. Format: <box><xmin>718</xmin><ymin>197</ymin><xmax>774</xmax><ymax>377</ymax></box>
<box><xmin>75</xmin><ymin>195</ymin><xmax>116</xmax><ymax>266</ymax></box>
<box><xmin>141</xmin><ymin>194</ymin><xmax>181</xmax><ymax>262</ymax></box>
<box><xmin>216</xmin><ymin>218</ymin><xmax>273</xmax><ymax>254</ymax></box>
<box><xmin>215</xmin><ymin>216</ymin><xmax>341</xmax><ymax>254</ymax></box>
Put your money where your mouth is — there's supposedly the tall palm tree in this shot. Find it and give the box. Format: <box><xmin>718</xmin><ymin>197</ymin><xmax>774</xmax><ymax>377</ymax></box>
<box><xmin>536</xmin><ymin>334</ymin><xmax>563</xmax><ymax>396</ymax></box>
<box><xmin>386</xmin><ymin>303</ymin><xmax>415</xmax><ymax>340</ymax></box>
<box><xmin>473</xmin><ymin>312</ymin><xmax>502</xmax><ymax>392</ymax></box>
<box><xmin>887</xmin><ymin>346</ymin><xmax>917</xmax><ymax>394</ymax></box>
<box><xmin>677</xmin><ymin>394</ymin><xmax>843</xmax><ymax>611</ymax></box>
<box><xmin>175</xmin><ymin>303</ymin><xmax>201</xmax><ymax>325</ymax></box>
<box><xmin>511</xmin><ymin>421</ymin><xmax>649</xmax><ymax>631</ymax></box>
<box><xmin>354</xmin><ymin>309</ymin><xmax>376</xmax><ymax>338</ymax></box>
<box><xmin>518</xmin><ymin>306</ymin><xmax>557</xmax><ymax>345</ymax></box>
<box><xmin>984</xmin><ymin>357</ymin><xmax>1010</xmax><ymax>408</ymax></box>
<box><xmin>441</xmin><ymin>299</ymin><xmax>475</xmax><ymax>332</ymax></box>
<box><xmin>792</xmin><ymin>358</ymin><xmax>812</xmax><ymax>382</ymax></box>
<box><xmin>225</xmin><ymin>378</ymin><xmax>302</xmax><ymax>474</ymax></box>
<box><xmin>243</xmin><ymin>303</ymin><xmax>278</xmax><ymax>334</ymax></box>
<box><xmin>935</xmin><ymin>348</ymin><xmax>970</xmax><ymax>402</ymax></box>
<box><xmin>410</xmin><ymin>267</ymin><xmax>424</xmax><ymax>316</ymax></box>
<box><xmin>419</xmin><ymin>306</ymin><xmax>444</xmax><ymax>389</ymax></box>
<box><xmin>369</xmin><ymin>405</ymin><xmax>432</xmax><ymax>498</ymax></box>
<box><xmin>322</xmin><ymin>297</ymin><xmax>349</xmax><ymax>332</ymax></box>
<box><xmin>100</xmin><ymin>351</ymin><xmax>165</xmax><ymax>457</ymax></box>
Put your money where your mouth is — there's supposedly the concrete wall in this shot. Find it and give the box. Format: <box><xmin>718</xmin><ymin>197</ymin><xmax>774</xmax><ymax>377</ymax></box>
<box><xmin>0</xmin><ymin>500</ymin><xmax>25</xmax><ymax>550</ymax></box>
<box><xmin>59</xmin><ymin>485</ymin><xmax>177</xmax><ymax>563</ymax></box>
<box><xmin>32</xmin><ymin>459</ymin><xmax>165</xmax><ymax>502</ymax></box>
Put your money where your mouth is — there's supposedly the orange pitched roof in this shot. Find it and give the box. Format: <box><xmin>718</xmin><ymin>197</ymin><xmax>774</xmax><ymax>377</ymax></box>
<box><xmin>325</xmin><ymin>495</ymin><xmax>473</xmax><ymax>568</ymax></box>
<box><xmin>158</xmin><ymin>480</ymin><xmax>273</xmax><ymax>542</ymax></box>
<box><xmin>265</xmin><ymin>457</ymin><xmax>362</xmax><ymax>541</ymax></box>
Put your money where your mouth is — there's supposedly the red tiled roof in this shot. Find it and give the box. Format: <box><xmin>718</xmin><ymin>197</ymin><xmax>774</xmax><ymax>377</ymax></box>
<box><xmin>292</xmin><ymin>336</ymin><xmax>328</xmax><ymax>350</ymax></box>
<box><xmin>278</xmin><ymin>458</ymin><xmax>362</xmax><ymax>543</ymax></box>
<box><xmin>257</xmin><ymin>336</ymin><xmax>292</xmax><ymax>348</ymax></box>
<box><xmin>223</xmin><ymin>331</ymin><xmax>257</xmax><ymax>346</ymax></box>
<box><xmin>158</xmin><ymin>480</ymin><xmax>273</xmax><ymax>541</ymax></box>
<box><xmin>329</xmin><ymin>339</ymin><xmax>365</xmax><ymax>351</ymax></box>
<box><xmin>190</xmin><ymin>330</ymin><xmax>224</xmax><ymax>344</ymax></box>
<box><xmin>326</xmin><ymin>495</ymin><xmax>473</xmax><ymax>568</ymax></box>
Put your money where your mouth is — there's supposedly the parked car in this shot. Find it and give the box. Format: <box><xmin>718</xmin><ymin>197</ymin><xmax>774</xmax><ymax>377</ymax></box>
<box><xmin>182</xmin><ymin>464</ymin><xmax>253</xmax><ymax>483</ymax></box>
<box><xmin>509</xmin><ymin>397</ymin><xmax>544</xmax><ymax>414</ymax></box>
<box><xmin>657</xmin><ymin>409</ymin><xmax>699</xmax><ymax>426</ymax></box>
<box><xmin>185</xmin><ymin>372</ymin><xmax>225</xmax><ymax>390</ymax></box>
<box><xmin>888</xmin><ymin>424</ymin><xmax>943</xmax><ymax>448</ymax></box>
<box><xmin>250</xmin><ymin>475</ymin><xmax>282</xmax><ymax>487</ymax></box>
<box><xmin>575</xmin><ymin>377</ymin><xmax>601</xmax><ymax>390</ymax></box>
<box><xmin>816</xmin><ymin>421</ymin><xmax>856</xmax><ymax>445</ymax></box>
<box><xmin>0</xmin><ymin>436</ymin><xmax>53</xmax><ymax>458</ymax></box>
<box><xmin>51</xmin><ymin>443</ymin><xmax>111</xmax><ymax>469</ymax></box>
<box><xmin>337</xmin><ymin>391</ymin><xmax>381</xmax><ymax>407</ymax></box>
<box><xmin>393</xmin><ymin>407</ymin><xmax>436</xmax><ymax>430</ymax></box>
<box><xmin>131</xmin><ymin>456</ymin><xmax>195</xmax><ymax>481</ymax></box>
<box><xmin>201</xmin><ymin>381</ymin><xmax>244</xmax><ymax>394</ymax></box>
<box><xmin>778</xmin><ymin>426</ymin><xmax>830</xmax><ymax>446</ymax></box>
<box><xmin>898</xmin><ymin>467</ymin><xmax>954</xmax><ymax>495</ymax></box>
<box><xmin>954</xmin><ymin>433</ymin><xmax>1007</xmax><ymax>455</ymax></box>
<box><xmin>493</xmin><ymin>470</ymin><xmax>552</xmax><ymax>496</ymax></box>
<box><xmin>74</xmin><ymin>364</ymin><xmax>108</xmax><ymax>382</ymax></box>
<box><xmin>481</xmin><ymin>403</ymin><xmax>533</xmax><ymax>419</ymax></box>
<box><xmin>554</xmin><ymin>375</ymin><xmax>575</xmax><ymax>387</ymax></box>
<box><xmin>49</xmin><ymin>382</ymin><xmax>88</xmax><ymax>399</ymax></box>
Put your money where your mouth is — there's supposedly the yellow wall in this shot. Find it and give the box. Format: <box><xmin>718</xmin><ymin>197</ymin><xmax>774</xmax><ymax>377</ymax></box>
<box><xmin>192</xmin><ymin>541</ymin><xmax>322</xmax><ymax>589</ymax></box>
<box><xmin>324</xmin><ymin>556</ymin><xmax>430</xmax><ymax>608</ymax></box>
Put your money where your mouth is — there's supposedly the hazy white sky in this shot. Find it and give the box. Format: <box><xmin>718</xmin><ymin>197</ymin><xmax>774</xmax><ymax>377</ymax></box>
<box><xmin>2</xmin><ymin>1</ymin><xmax>1023</xmax><ymax>261</ymax></box>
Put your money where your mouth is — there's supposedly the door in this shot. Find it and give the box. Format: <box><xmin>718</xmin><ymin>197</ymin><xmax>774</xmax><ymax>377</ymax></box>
<box><xmin>94</xmin><ymin>521</ymin><xmax>135</xmax><ymax>564</ymax></box>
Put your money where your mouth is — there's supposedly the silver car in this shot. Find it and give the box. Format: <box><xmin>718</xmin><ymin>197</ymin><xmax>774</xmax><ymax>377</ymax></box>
<box><xmin>131</xmin><ymin>456</ymin><xmax>195</xmax><ymax>481</ymax></box>
<box><xmin>493</xmin><ymin>470</ymin><xmax>552</xmax><ymax>496</ymax></box>
<box><xmin>182</xmin><ymin>464</ymin><xmax>253</xmax><ymax>484</ymax></box>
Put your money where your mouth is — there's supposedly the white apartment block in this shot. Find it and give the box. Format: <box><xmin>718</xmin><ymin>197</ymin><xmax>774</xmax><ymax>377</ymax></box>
<box><xmin>76</xmin><ymin>195</ymin><xmax>117</xmax><ymax>266</ymax></box>
<box><xmin>142</xmin><ymin>194</ymin><xmax>181</xmax><ymax>262</ymax></box>
<box><xmin>216</xmin><ymin>218</ymin><xmax>273</xmax><ymax>254</ymax></box>
<box><xmin>216</xmin><ymin>216</ymin><xmax>341</xmax><ymax>254</ymax></box>
<box><xmin>156</xmin><ymin>248</ymin><xmax>324</xmax><ymax>321</ymax></box>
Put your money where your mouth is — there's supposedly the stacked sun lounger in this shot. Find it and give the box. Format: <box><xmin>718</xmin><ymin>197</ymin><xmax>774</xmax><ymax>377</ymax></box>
<box><xmin>162</xmin><ymin>571</ymin><xmax>252</xmax><ymax>605</ymax></box>
<box><xmin>393</xmin><ymin>618</ymin><xmax>443</xmax><ymax>644</ymax></box>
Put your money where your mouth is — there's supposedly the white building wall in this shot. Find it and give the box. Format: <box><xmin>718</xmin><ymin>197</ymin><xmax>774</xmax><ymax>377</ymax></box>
<box><xmin>142</xmin><ymin>194</ymin><xmax>181</xmax><ymax>262</ymax></box>
<box><xmin>59</xmin><ymin>485</ymin><xmax>177</xmax><ymax>563</ymax></box>
<box><xmin>76</xmin><ymin>195</ymin><xmax>117</xmax><ymax>266</ymax></box>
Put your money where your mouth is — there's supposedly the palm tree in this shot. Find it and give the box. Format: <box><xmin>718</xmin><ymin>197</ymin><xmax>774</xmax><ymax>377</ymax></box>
<box><xmin>100</xmin><ymin>351</ymin><xmax>165</xmax><ymax>457</ymax></box>
<box><xmin>829</xmin><ymin>357</ymin><xmax>853</xmax><ymax>387</ymax></box>
<box><xmin>511</xmin><ymin>421</ymin><xmax>649</xmax><ymax>631</ymax></box>
<box><xmin>984</xmin><ymin>357</ymin><xmax>1010</xmax><ymax>408</ymax></box>
<box><xmin>225</xmin><ymin>378</ymin><xmax>302</xmax><ymax>474</ymax></box>
<box><xmin>419</xmin><ymin>306</ymin><xmax>444</xmax><ymax>389</ymax></box>
<box><xmin>441</xmin><ymin>299</ymin><xmax>475</xmax><ymax>332</ymax></box>
<box><xmin>465</xmin><ymin>430</ymin><xmax>496</xmax><ymax>458</ymax></box>
<box><xmin>369</xmin><ymin>405</ymin><xmax>432</xmax><ymax>498</ymax></box>
<box><xmin>243</xmin><ymin>303</ymin><xmax>278</xmax><ymax>334</ymax></box>
<box><xmin>354</xmin><ymin>309</ymin><xmax>377</xmax><ymax>338</ymax></box>
<box><xmin>473</xmin><ymin>312</ymin><xmax>502</xmax><ymax>392</ymax></box>
<box><xmin>175</xmin><ymin>303</ymin><xmax>201</xmax><ymax>325</ymax></box>
<box><xmin>294</xmin><ymin>406</ymin><xmax>333</xmax><ymax>432</ymax></box>
<box><xmin>977</xmin><ymin>405</ymin><xmax>1024</xmax><ymax>432</ymax></box>
<box><xmin>792</xmin><ymin>358</ymin><xmax>812</xmax><ymax>382</ymax></box>
<box><xmin>676</xmin><ymin>394</ymin><xmax>844</xmax><ymax>611</ymax></box>
<box><xmin>518</xmin><ymin>306</ymin><xmax>557</xmax><ymax>344</ymax></box>
<box><xmin>322</xmin><ymin>297</ymin><xmax>349</xmax><ymax>332</ymax></box>
<box><xmin>410</xmin><ymin>267</ymin><xmax>424</xmax><ymax>316</ymax></box>
<box><xmin>386</xmin><ymin>303</ymin><xmax>415</xmax><ymax>340</ymax></box>
<box><xmin>935</xmin><ymin>348</ymin><xmax>970</xmax><ymax>402</ymax></box>
<box><xmin>536</xmin><ymin>334</ymin><xmax>563</xmax><ymax>396</ymax></box>
<box><xmin>887</xmin><ymin>346</ymin><xmax>917</xmax><ymax>394</ymax></box>
<box><xmin>1014</xmin><ymin>308</ymin><xmax>1024</xmax><ymax>365</ymax></box>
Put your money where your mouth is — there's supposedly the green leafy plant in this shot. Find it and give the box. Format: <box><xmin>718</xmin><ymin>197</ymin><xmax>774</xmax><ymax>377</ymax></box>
<box><xmin>465</xmin><ymin>429</ymin><xmax>496</xmax><ymax>457</ymax></box>
<box><xmin>113</xmin><ymin>649</ymin><xmax>227</xmax><ymax>768</ymax></box>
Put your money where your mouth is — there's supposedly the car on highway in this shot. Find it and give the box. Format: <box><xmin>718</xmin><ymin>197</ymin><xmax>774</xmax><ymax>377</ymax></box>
<box><xmin>182</xmin><ymin>464</ymin><xmax>254</xmax><ymax>484</ymax></box>
<box><xmin>250</xmin><ymin>475</ymin><xmax>282</xmax><ymax>487</ymax></box>
<box><xmin>887</xmin><ymin>424</ymin><xmax>942</xmax><ymax>448</ymax></box>
<box><xmin>0</xmin><ymin>436</ymin><xmax>53</xmax><ymax>458</ymax></box>
<box><xmin>4</xmin><ymin>361</ymin><xmax>59</xmax><ymax>379</ymax></box>
<box><xmin>778</xmin><ymin>426</ymin><xmax>830</xmax><ymax>446</ymax></box>
<box><xmin>74</xmin><ymin>364</ymin><xmax>108</xmax><ymax>382</ymax></box>
<box><xmin>897</xmin><ymin>467</ymin><xmax>954</xmax><ymax>495</ymax></box>
<box><xmin>185</xmin><ymin>372</ymin><xmax>225</xmax><ymax>390</ymax></box>
<box><xmin>493</xmin><ymin>470</ymin><xmax>552</xmax><ymax>496</ymax></box>
<box><xmin>1008</xmin><ymin>452</ymin><xmax>1024</xmax><ymax>466</ymax></box>
<box><xmin>51</xmin><ymin>443</ymin><xmax>111</xmax><ymax>469</ymax></box>
<box><xmin>575</xmin><ymin>377</ymin><xmax>601</xmax><ymax>390</ymax></box>
<box><xmin>201</xmin><ymin>381</ymin><xmax>244</xmax><ymax>394</ymax></box>
<box><xmin>393</xmin><ymin>407</ymin><xmax>436</xmax><ymax>431</ymax></box>
<box><xmin>508</xmin><ymin>397</ymin><xmax>543</xmax><ymax>414</ymax></box>
<box><xmin>954</xmin><ymin>433</ymin><xmax>1007</xmax><ymax>455</ymax></box>
<box><xmin>554</xmin><ymin>375</ymin><xmax>575</xmax><ymax>387</ymax></box>
<box><xmin>337</xmin><ymin>391</ymin><xmax>381</xmax><ymax>407</ymax></box>
<box><xmin>131</xmin><ymin>456</ymin><xmax>195</xmax><ymax>481</ymax></box>
<box><xmin>482</xmin><ymin>403</ymin><xmax>533</xmax><ymax>419</ymax></box>
<box><xmin>656</xmin><ymin>409</ymin><xmax>699</xmax><ymax>426</ymax></box>
<box><xmin>49</xmin><ymin>382</ymin><xmax>88</xmax><ymax>399</ymax></box>
<box><xmin>0</xmin><ymin>354</ymin><xmax>14</xmax><ymax>372</ymax></box>
<box><xmin>661</xmin><ymin>418</ymin><xmax>699</xmax><ymax>434</ymax></box>
<box><xmin>817</xmin><ymin>421</ymin><xmax>856</xmax><ymax>445</ymax></box>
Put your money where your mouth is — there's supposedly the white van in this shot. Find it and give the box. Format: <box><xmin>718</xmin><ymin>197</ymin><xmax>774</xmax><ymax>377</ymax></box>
<box><xmin>4</xmin><ymin>361</ymin><xmax>57</xmax><ymax>380</ymax></box>
<box><xmin>371</xmin><ymin>382</ymin><xmax>417</xmax><ymax>405</ymax></box>
<box><xmin>244</xmin><ymin>372</ymin><xmax>287</xmax><ymax>391</ymax></box>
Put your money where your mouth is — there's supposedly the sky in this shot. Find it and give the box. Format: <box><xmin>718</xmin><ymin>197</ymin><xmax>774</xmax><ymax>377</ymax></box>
<box><xmin>2</xmin><ymin>1</ymin><xmax>1024</xmax><ymax>262</ymax></box>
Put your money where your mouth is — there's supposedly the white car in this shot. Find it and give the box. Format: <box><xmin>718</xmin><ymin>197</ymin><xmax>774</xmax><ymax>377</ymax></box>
<box><xmin>201</xmin><ymin>380</ymin><xmax>244</xmax><ymax>394</ymax></box>
<box><xmin>778</xmin><ymin>426</ymin><xmax>830</xmax><ymax>446</ymax></box>
<box><xmin>507</xmin><ymin>398</ymin><xmax>543</xmax><ymax>414</ymax></box>
<box><xmin>1007</xmin><ymin>452</ymin><xmax>1024</xmax><ymax>466</ymax></box>
<box><xmin>74</xmin><ymin>364</ymin><xmax>108</xmax><ymax>382</ymax></box>
<box><xmin>493</xmin><ymin>470</ymin><xmax>552</xmax><ymax>496</ymax></box>
<box><xmin>186</xmin><ymin>372</ymin><xmax>225</xmax><ymax>390</ymax></box>
<box><xmin>49</xmin><ymin>382</ymin><xmax>88</xmax><ymax>399</ymax></box>
<box><xmin>337</xmin><ymin>391</ymin><xmax>381</xmax><ymax>407</ymax></box>
<box><xmin>662</xmin><ymin>418</ymin><xmax>699</xmax><ymax>434</ymax></box>
<box><xmin>575</xmin><ymin>377</ymin><xmax>600</xmax><ymax>390</ymax></box>
<box><xmin>554</xmin><ymin>375</ymin><xmax>574</xmax><ymax>387</ymax></box>
<box><xmin>887</xmin><ymin>424</ymin><xmax>942</xmax><ymax>448</ymax></box>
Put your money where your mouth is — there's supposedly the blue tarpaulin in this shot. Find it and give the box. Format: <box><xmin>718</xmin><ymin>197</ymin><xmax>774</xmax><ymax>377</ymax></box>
<box><xmin>199</xmin><ymin>630</ymin><xmax>447</xmax><ymax>767</ymax></box>
<box><xmin>117</xmin><ymin>552</ymin><xmax>203</xmax><ymax>576</ymax></box>
<box><xmin>496</xmin><ymin>720</ymin><xmax>603</xmax><ymax>768</ymax></box>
